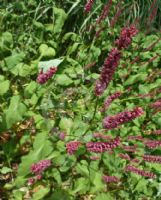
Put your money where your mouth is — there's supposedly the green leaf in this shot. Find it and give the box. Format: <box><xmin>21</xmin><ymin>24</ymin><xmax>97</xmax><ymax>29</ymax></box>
<box><xmin>5</xmin><ymin>95</ymin><xmax>27</xmax><ymax>128</ymax></box>
<box><xmin>0</xmin><ymin>80</ymin><xmax>10</xmax><ymax>95</ymax></box>
<box><xmin>134</xmin><ymin>179</ymin><xmax>148</xmax><ymax>194</ymax></box>
<box><xmin>90</xmin><ymin>171</ymin><xmax>105</xmax><ymax>193</ymax></box>
<box><xmin>32</xmin><ymin>187</ymin><xmax>50</xmax><ymax>200</ymax></box>
<box><xmin>53</xmin><ymin>7</ymin><xmax>67</xmax><ymax>35</ymax></box>
<box><xmin>13</xmin><ymin>190</ymin><xmax>23</xmax><ymax>200</ymax></box>
<box><xmin>55</xmin><ymin>74</ymin><xmax>73</xmax><ymax>86</ymax></box>
<box><xmin>1</xmin><ymin>32</ymin><xmax>13</xmax><ymax>47</ymax></box>
<box><xmin>46</xmin><ymin>189</ymin><xmax>72</xmax><ymax>200</ymax></box>
<box><xmin>95</xmin><ymin>193</ymin><xmax>113</xmax><ymax>200</ymax></box>
<box><xmin>75</xmin><ymin>160</ymin><xmax>89</xmax><ymax>177</ymax></box>
<box><xmin>51</xmin><ymin>168</ymin><xmax>62</xmax><ymax>184</ymax></box>
<box><xmin>59</xmin><ymin>117</ymin><xmax>73</xmax><ymax>133</ymax></box>
<box><xmin>38</xmin><ymin>58</ymin><xmax>63</xmax><ymax>72</ymax></box>
<box><xmin>73</xmin><ymin>177</ymin><xmax>90</xmax><ymax>194</ymax></box>
<box><xmin>24</xmin><ymin>81</ymin><xmax>38</xmax><ymax>98</ymax></box>
<box><xmin>33</xmin><ymin>20</ymin><xmax>44</xmax><ymax>29</ymax></box>
<box><xmin>39</xmin><ymin>44</ymin><xmax>56</xmax><ymax>57</ymax></box>
<box><xmin>124</xmin><ymin>73</ymin><xmax>147</xmax><ymax>86</ymax></box>
<box><xmin>11</xmin><ymin>63</ymin><xmax>36</xmax><ymax>76</ymax></box>
<box><xmin>1</xmin><ymin>167</ymin><xmax>13</xmax><ymax>174</ymax></box>
<box><xmin>4</xmin><ymin>52</ymin><xmax>25</xmax><ymax>70</ymax></box>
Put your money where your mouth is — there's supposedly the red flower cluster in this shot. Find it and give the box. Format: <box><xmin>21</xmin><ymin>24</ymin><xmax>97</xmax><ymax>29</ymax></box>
<box><xmin>86</xmin><ymin>137</ymin><xmax>120</xmax><ymax>153</ymax></box>
<box><xmin>84</xmin><ymin>0</ymin><xmax>94</xmax><ymax>13</ymax></box>
<box><xmin>100</xmin><ymin>91</ymin><xmax>122</xmax><ymax>112</ymax></box>
<box><xmin>95</xmin><ymin>48</ymin><xmax>121</xmax><ymax>96</ymax></box>
<box><xmin>103</xmin><ymin>175</ymin><xmax>119</xmax><ymax>183</ymax></box>
<box><xmin>125</xmin><ymin>165</ymin><xmax>156</xmax><ymax>178</ymax></box>
<box><xmin>122</xmin><ymin>144</ymin><xmax>138</xmax><ymax>153</ymax></box>
<box><xmin>30</xmin><ymin>160</ymin><xmax>51</xmax><ymax>175</ymax></box>
<box><xmin>28</xmin><ymin>175</ymin><xmax>42</xmax><ymax>185</ymax></box>
<box><xmin>37</xmin><ymin>67</ymin><xmax>57</xmax><ymax>84</ymax></box>
<box><xmin>150</xmin><ymin>99</ymin><xmax>161</xmax><ymax>109</ymax></box>
<box><xmin>127</xmin><ymin>135</ymin><xmax>143</xmax><ymax>141</ymax></box>
<box><xmin>59</xmin><ymin>132</ymin><xmax>66</xmax><ymax>141</ymax></box>
<box><xmin>115</xmin><ymin>25</ymin><xmax>138</xmax><ymax>49</ymax></box>
<box><xmin>144</xmin><ymin>139</ymin><xmax>161</xmax><ymax>149</ymax></box>
<box><xmin>66</xmin><ymin>141</ymin><xmax>81</xmax><ymax>155</ymax></box>
<box><xmin>103</xmin><ymin>107</ymin><xmax>144</xmax><ymax>130</ymax></box>
<box><xmin>143</xmin><ymin>155</ymin><xmax>161</xmax><ymax>164</ymax></box>
<box><xmin>152</xmin><ymin>130</ymin><xmax>161</xmax><ymax>135</ymax></box>
<box><xmin>119</xmin><ymin>153</ymin><xmax>131</xmax><ymax>161</ymax></box>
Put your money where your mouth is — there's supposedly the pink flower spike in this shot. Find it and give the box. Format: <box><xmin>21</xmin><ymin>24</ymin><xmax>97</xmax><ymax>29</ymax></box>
<box><xmin>66</xmin><ymin>141</ymin><xmax>81</xmax><ymax>155</ymax></box>
<box><xmin>30</xmin><ymin>160</ymin><xmax>51</xmax><ymax>175</ymax></box>
<box><xmin>144</xmin><ymin>139</ymin><xmax>161</xmax><ymax>149</ymax></box>
<box><xmin>103</xmin><ymin>107</ymin><xmax>144</xmax><ymax>130</ymax></box>
<box><xmin>37</xmin><ymin>67</ymin><xmax>57</xmax><ymax>84</ymax></box>
<box><xmin>84</xmin><ymin>0</ymin><xmax>94</xmax><ymax>13</ymax></box>
<box><xmin>103</xmin><ymin>175</ymin><xmax>119</xmax><ymax>183</ymax></box>
<box><xmin>95</xmin><ymin>48</ymin><xmax>121</xmax><ymax>96</ymax></box>
<box><xmin>28</xmin><ymin>177</ymin><xmax>35</xmax><ymax>185</ymax></box>
<box><xmin>100</xmin><ymin>91</ymin><xmax>122</xmax><ymax>112</ymax></box>
<box><xmin>143</xmin><ymin>155</ymin><xmax>161</xmax><ymax>164</ymax></box>
<box><xmin>119</xmin><ymin>153</ymin><xmax>131</xmax><ymax>161</ymax></box>
<box><xmin>125</xmin><ymin>165</ymin><xmax>156</xmax><ymax>178</ymax></box>
<box><xmin>86</xmin><ymin>137</ymin><xmax>120</xmax><ymax>153</ymax></box>
<box><xmin>115</xmin><ymin>25</ymin><xmax>138</xmax><ymax>49</ymax></box>
<box><xmin>59</xmin><ymin>132</ymin><xmax>66</xmax><ymax>141</ymax></box>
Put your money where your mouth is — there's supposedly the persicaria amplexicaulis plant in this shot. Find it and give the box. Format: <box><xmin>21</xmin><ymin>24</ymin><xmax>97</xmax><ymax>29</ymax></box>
<box><xmin>1</xmin><ymin>1</ymin><xmax>161</xmax><ymax>199</ymax></box>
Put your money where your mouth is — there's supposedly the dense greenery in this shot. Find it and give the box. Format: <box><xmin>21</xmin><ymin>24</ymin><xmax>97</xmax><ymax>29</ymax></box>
<box><xmin>0</xmin><ymin>0</ymin><xmax>161</xmax><ymax>199</ymax></box>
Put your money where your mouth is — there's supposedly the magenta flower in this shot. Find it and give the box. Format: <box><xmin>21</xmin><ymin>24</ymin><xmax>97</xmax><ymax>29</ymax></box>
<box><xmin>103</xmin><ymin>175</ymin><xmax>119</xmax><ymax>183</ymax></box>
<box><xmin>84</xmin><ymin>0</ymin><xmax>94</xmax><ymax>13</ymax></box>
<box><xmin>37</xmin><ymin>67</ymin><xmax>57</xmax><ymax>84</ymax></box>
<box><xmin>115</xmin><ymin>25</ymin><xmax>138</xmax><ymax>49</ymax></box>
<box><xmin>119</xmin><ymin>153</ymin><xmax>131</xmax><ymax>161</ymax></box>
<box><xmin>30</xmin><ymin>160</ymin><xmax>51</xmax><ymax>175</ymax></box>
<box><xmin>150</xmin><ymin>99</ymin><xmax>161</xmax><ymax>109</ymax></box>
<box><xmin>95</xmin><ymin>48</ymin><xmax>121</xmax><ymax>96</ymax></box>
<box><xmin>86</xmin><ymin>137</ymin><xmax>120</xmax><ymax>153</ymax></box>
<box><xmin>66</xmin><ymin>141</ymin><xmax>81</xmax><ymax>155</ymax></box>
<box><xmin>152</xmin><ymin>130</ymin><xmax>161</xmax><ymax>135</ymax></box>
<box><xmin>36</xmin><ymin>174</ymin><xmax>42</xmax><ymax>180</ymax></box>
<box><xmin>121</xmin><ymin>144</ymin><xmax>138</xmax><ymax>153</ymax></box>
<box><xmin>100</xmin><ymin>91</ymin><xmax>122</xmax><ymax>112</ymax></box>
<box><xmin>125</xmin><ymin>165</ymin><xmax>156</xmax><ymax>178</ymax></box>
<box><xmin>59</xmin><ymin>132</ymin><xmax>66</xmax><ymax>141</ymax></box>
<box><xmin>103</xmin><ymin>107</ymin><xmax>144</xmax><ymax>130</ymax></box>
<box><xmin>27</xmin><ymin>177</ymin><xmax>35</xmax><ymax>185</ymax></box>
<box><xmin>144</xmin><ymin>139</ymin><xmax>161</xmax><ymax>149</ymax></box>
<box><xmin>127</xmin><ymin>135</ymin><xmax>143</xmax><ymax>141</ymax></box>
<box><xmin>143</xmin><ymin>155</ymin><xmax>161</xmax><ymax>164</ymax></box>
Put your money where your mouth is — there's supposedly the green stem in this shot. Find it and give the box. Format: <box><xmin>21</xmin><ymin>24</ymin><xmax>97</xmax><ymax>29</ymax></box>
<box><xmin>83</xmin><ymin>96</ymin><xmax>99</xmax><ymax>136</ymax></box>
